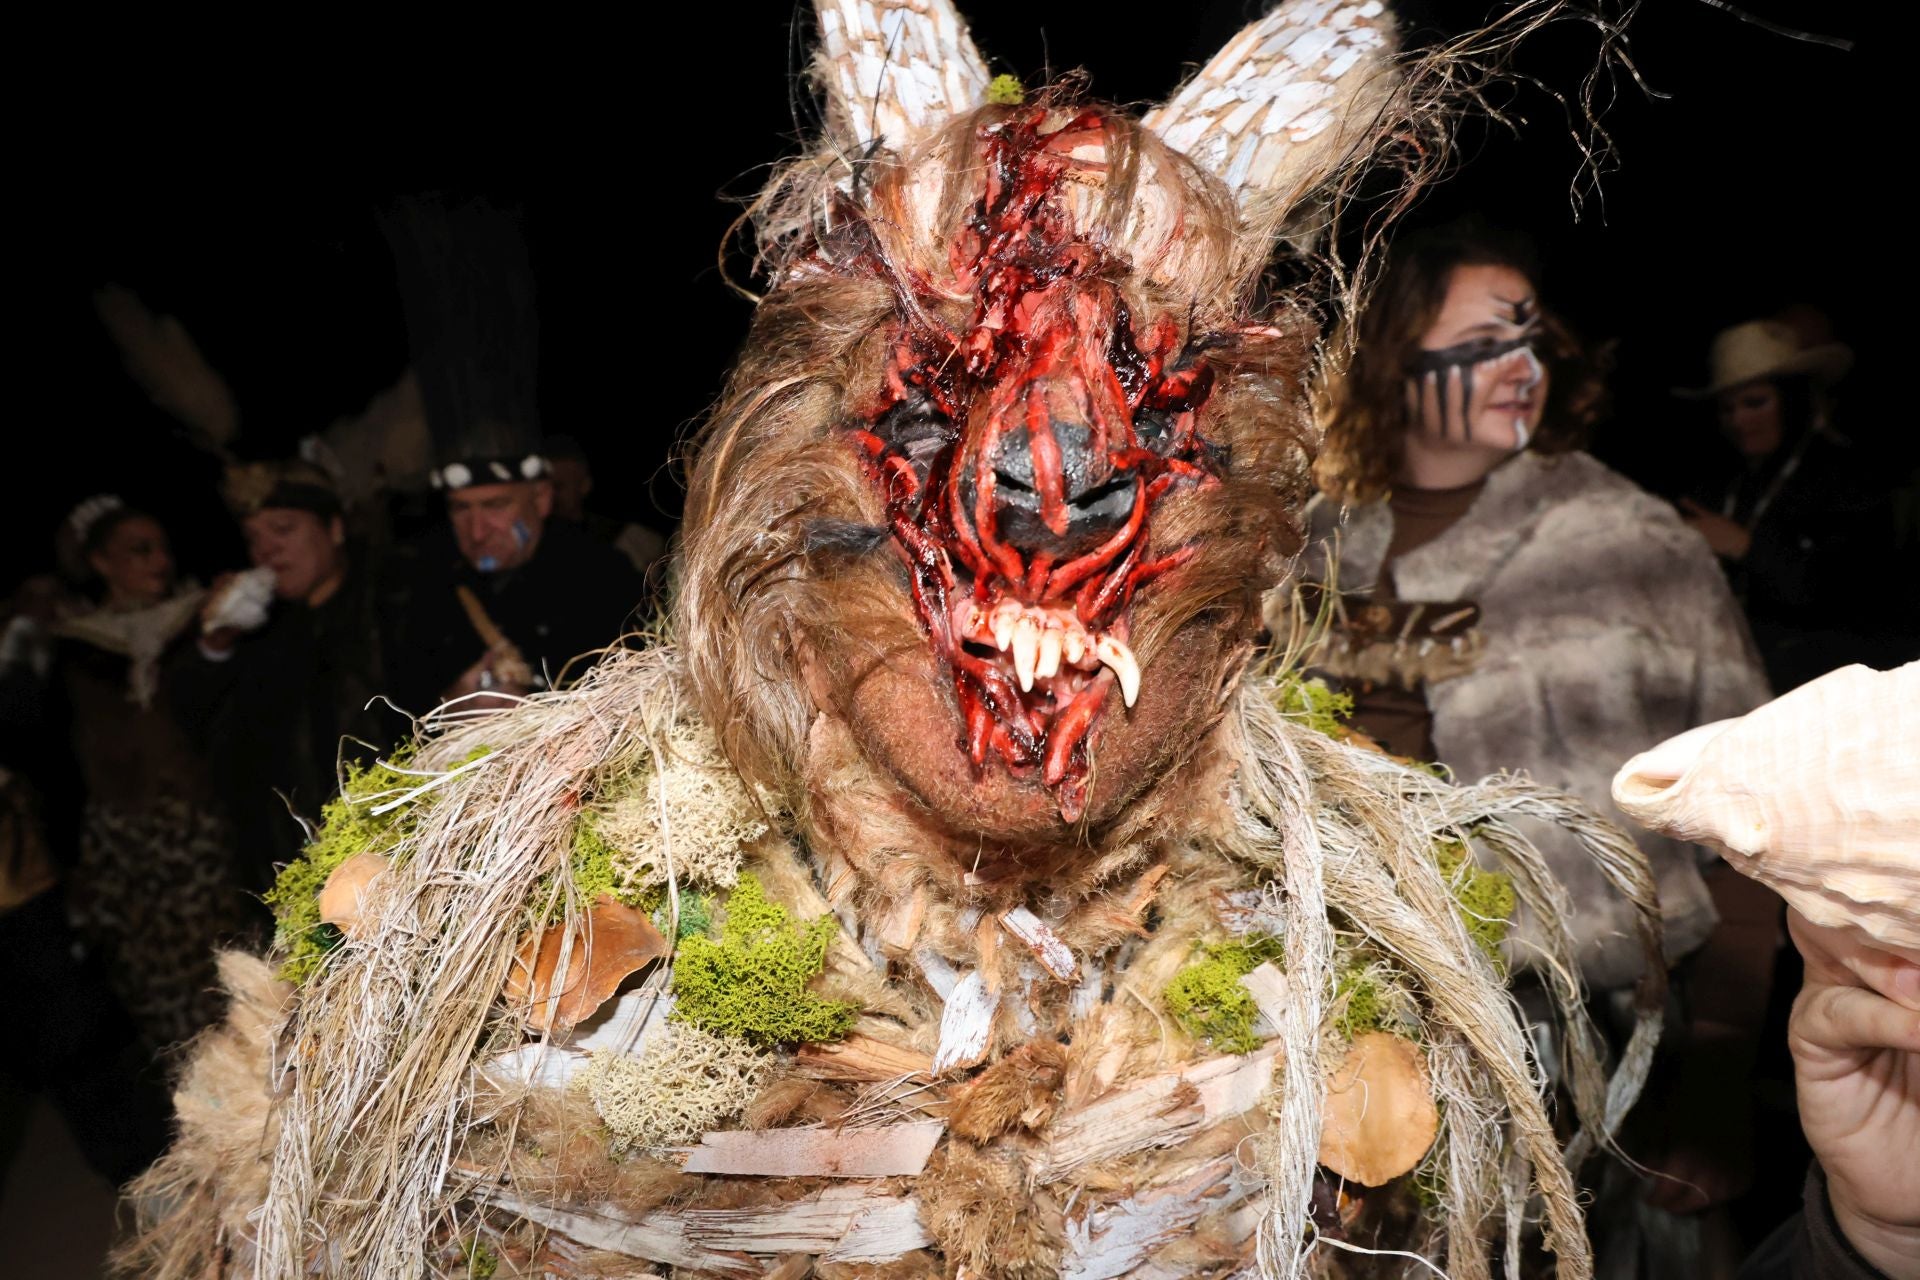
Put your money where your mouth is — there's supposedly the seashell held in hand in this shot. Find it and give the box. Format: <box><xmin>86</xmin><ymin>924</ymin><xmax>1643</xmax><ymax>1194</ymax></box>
<box><xmin>1612</xmin><ymin>662</ymin><xmax>1920</xmax><ymax>960</ymax></box>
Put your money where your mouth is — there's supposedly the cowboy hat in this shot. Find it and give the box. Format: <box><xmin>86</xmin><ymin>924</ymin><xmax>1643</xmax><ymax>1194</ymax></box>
<box><xmin>1675</xmin><ymin>319</ymin><xmax>1853</xmax><ymax>398</ymax></box>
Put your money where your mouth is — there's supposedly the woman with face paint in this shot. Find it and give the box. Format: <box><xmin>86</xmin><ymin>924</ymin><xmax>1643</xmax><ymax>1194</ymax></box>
<box><xmin>1299</xmin><ymin>223</ymin><xmax>1786</xmax><ymax>1270</ymax></box>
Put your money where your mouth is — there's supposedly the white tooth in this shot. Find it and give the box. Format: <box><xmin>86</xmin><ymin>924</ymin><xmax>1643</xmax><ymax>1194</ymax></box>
<box><xmin>991</xmin><ymin>605</ymin><xmax>1016</xmax><ymax>651</ymax></box>
<box><xmin>1013</xmin><ymin>618</ymin><xmax>1040</xmax><ymax>691</ymax></box>
<box><xmin>1063</xmin><ymin>629</ymin><xmax>1086</xmax><ymax>666</ymax></box>
<box><xmin>1037</xmin><ymin>627</ymin><xmax>1062</xmax><ymax>680</ymax></box>
<box><xmin>1096</xmin><ymin>635</ymin><xmax>1141</xmax><ymax>708</ymax></box>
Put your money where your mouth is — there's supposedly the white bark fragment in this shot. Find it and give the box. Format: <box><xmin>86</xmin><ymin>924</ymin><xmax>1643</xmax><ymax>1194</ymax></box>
<box><xmin>999</xmin><ymin>905</ymin><xmax>1079</xmax><ymax>980</ymax></box>
<box><xmin>1034</xmin><ymin>1043</ymin><xmax>1281</xmax><ymax>1182</ymax></box>
<box><xmin>932</xmin><ymin>969</ymin><xmax>998</xmax><ymax>1073</ymax></box>
<box><xmin>681</xmin><ymin>1120</ymin><xmax>945</xmax><ymax>1178</ymax></box>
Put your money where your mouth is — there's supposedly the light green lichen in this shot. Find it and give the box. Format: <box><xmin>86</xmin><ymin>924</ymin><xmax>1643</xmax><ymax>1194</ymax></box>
<box><xmin>265</xmin><ymin>747</ymin><xmax>424</xmax><ymax>984</ymax></box>
<box><xmin>988</xmin><ymin>73</ymin><xmax>1025</xmax><ymax>105</ymax></box>
<box><xmin>669</xmin><ymin>874</ymin><xmax>855</xmax><ymax>1047</ymax></box>
<box><xmin>1273</xmin><ymin>673</ymin><xmax>1354</xmax><ymax>739</ymax></box>
<box><xmin>1164</xmin><ymin>934</ymin><xmax>1285</xmax><ymax>1054</ymax></box>
<box><xmin>1433</xmin><ymin>838</ymin><xmax>1515</xmax><ymax>969</ymax></box>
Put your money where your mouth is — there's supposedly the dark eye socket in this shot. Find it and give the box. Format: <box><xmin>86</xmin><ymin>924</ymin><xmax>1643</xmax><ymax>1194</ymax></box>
<box><xmin>875</xmin><ymin>398</ymin><xmax>956</xmax><ymax>466</ymax></box>
<box><xmin>1133</xmin><ymin>408</ymin><xmax>1175</xmax><ymax>453</ymax></box>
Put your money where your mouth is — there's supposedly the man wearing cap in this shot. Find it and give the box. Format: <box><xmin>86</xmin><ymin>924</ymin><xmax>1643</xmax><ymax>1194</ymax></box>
<box><xmin>173</xmin><ymin>462</ymin><xmax>399</xmax><ymax>893</ymax></box>
<box><xmin>383</xmin><ymin>444</ymin><xmax>642</xmax><ymax>714</ymax></box>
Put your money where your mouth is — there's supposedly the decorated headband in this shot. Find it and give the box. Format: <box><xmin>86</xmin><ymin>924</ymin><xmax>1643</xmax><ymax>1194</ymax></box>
<box><xmin>66</xmin><ymin>493</ymin><xmax>127</xmax><ymax>548</ymax></box>
<box><xmin>428</xmin><ymin>453</ymin><xmax>550</xmax><ymax>491</ymax></box>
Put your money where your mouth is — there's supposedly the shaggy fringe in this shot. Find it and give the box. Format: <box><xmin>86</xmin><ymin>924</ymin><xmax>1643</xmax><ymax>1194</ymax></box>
<box><xmin>113</xmin><ymin>952</ymin><xmax>290</xmax><ymax>1278</ymax></box>
<box><xmin>1223</xmin><ymin>661</ymin><xmax>1663</xmax><ymax>1278</ymax></box>
<box><xmin>124</xmin><ymin>640</ymin><xmax>1661</xmax><ymax>1280</ymax></box>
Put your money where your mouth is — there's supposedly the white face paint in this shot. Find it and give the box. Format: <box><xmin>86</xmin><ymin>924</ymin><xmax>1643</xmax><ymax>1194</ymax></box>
<box><xmin>1404</xmin><ymin>264</ymin><xmax>1549</xmax><ymax>456</ymax></box>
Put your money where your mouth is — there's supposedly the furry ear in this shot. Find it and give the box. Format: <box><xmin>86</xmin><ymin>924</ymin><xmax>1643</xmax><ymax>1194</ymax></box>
<box><xmin>812</xmin><ymin>0</ymin><xmax>993</xmax><ymax>157</ymax></box>
<box><xmin>1143</xmin><ymin>0</ymin><xmax>1397</xmax><ymax>242</ymax></box>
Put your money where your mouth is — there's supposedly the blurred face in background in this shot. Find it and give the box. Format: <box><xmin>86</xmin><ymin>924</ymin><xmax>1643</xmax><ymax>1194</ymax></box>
<box><xmin>547</xmin><ymin>455</ymin><xmax>592</xmax><ymax>523</ymax></box>
<box><xmin>243</xmin><ymin>508</ymin><xmax>347</xmax><ymax>604</ymax></box>
<box><xmin>88</xmin><ymin>515</ymin><xmax>174</xmax><ymax>607</ymax></box>
<box><xmin>449</xmin><ymin>481</ymin><xmax>551</xmax><ymax>573</ymax></box>
<box><xmin>1407</xmin><ymin>264</ymin><xmax>1550</xmax><ymax>457</ymax></box>
<box><xmin>1716</xmin><ymin>379</ymin><xmax>1784</xmax><ymax>461</ymax></box>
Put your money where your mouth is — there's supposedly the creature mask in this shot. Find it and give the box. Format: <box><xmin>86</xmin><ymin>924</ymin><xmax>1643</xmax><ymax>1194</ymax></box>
<box><xmin>678</xmin><ymin>0</ymin><xmax>1398</xmax><ymax>841</ymax></box>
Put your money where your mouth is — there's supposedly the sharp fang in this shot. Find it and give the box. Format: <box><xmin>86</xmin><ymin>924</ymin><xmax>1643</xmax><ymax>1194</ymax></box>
<box><xmin>1013</xmin><ymin>617</ymin><xmax>1040</xmax><ymax>691</ymax></box>
<box><xmin>1095</xmin><ymin>635</ymin><xmax>1141</xmax><ymax>707</ymax></box>
<box><xmin>992</xmin><ymin>606</ymin><xmax>1016</xmax><ymax>651</ymax></box>
<box><xmin>1037</xmin><ymin>627</ymin><xmax>1062</xmax><ymax>680</ymax></box>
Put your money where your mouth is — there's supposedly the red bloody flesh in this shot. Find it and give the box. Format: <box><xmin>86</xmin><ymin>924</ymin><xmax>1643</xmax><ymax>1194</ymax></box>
<box><xmin>842</xmin><ymin>107</ymin><xmax>1221</xmax><ymax>820</ymax></box>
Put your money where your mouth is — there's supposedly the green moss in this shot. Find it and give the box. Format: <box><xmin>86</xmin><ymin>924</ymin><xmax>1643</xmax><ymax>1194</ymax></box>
<box><xmin>1273</xmin><ymin>673</ymin><xmax>1354</xmax><ymax>738</ymax></box>
<box><xmin>670</xmin><ymin>874</ymin><xmax>855</xmax><ymax>1047</ymax></box>
<box><xmin>664</xmin><ymin>889</ymin><xmax>712</xmax><ymax>940</ymax></box>
<box><xmin>461</xmin><ymin>1238</ymin><xmax>499</xmax><ymax>1279</ymax></box>
<box><xmin>1164</xmin><ymin>934</ymin><xmax>1285</xmax><ymax>1054</ymax></box>
<box><xmin>265</xmin><ymin>748</ymin><xmax>422</xmax><ymax>984</ymax></box>
<box><xmin>1331</xmin><ymin>964</ymin><xmax>1385</xmax><ymax>1039</ymax></box>
<box><xmin>987</xmin><ymin>73</ymin><xmax>1025</xmax><ymax>105</ymax></box>
<box><xmin>1433</xmin><ymin>839</ymin><xmax>1516</xmax><ymax>969</ymax></box>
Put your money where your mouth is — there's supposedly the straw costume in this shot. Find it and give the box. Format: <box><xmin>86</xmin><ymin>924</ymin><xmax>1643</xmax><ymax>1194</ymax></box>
<box><xmin>122</xmin><ymin>3</ymin><xmax>1667</xmax><ymax>1277</ymax></box>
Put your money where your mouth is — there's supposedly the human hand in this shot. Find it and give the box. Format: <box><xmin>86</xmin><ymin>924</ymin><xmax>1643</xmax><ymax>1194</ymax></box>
<box><xmin>1678</xmin><ymin>499</ymin><xmax>1753</xmax><ymax>561</ymax></box>
<box><xmin>1786</xmin><ymin>909</ymin><xmax>1920</xmax><ymax>1279</ymax></box>
<box><xmin>443</xmin><ymin>644</ymin><xmax>529</xmax><ymax>708</ymax></box>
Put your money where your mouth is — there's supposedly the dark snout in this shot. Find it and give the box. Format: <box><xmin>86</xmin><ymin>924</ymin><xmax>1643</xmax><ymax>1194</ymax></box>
<box><xmin>976</xmin><ymin>420</ymin><xmax>1134</xmax><ymax>558</ymax></box>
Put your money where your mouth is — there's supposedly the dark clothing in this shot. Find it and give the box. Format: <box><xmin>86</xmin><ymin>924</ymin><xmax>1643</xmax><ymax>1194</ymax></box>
<box><xmin>385</xmin><ymin>519</ymin><xmax>643</xmax><ymax>713</ymax></box>
<box><xmin>1740</xmin><ymin>1164</ymin><xmax>1892</xmax><ymax>1280</ymax></box>
<box><xmin>172</xmin><ymin>566</ymin><xmax>400</xmax><ymax>894</ymax></box>
<box><xmin>1</xmin><ymin>884</ymin><xmax>170</xmax><ymax>1184</ymax></box>
<box><xmin>1700</xmin><ymin>433</ymin><xmax>1913</xmax><ymax>692</ymax></box>
<box><xmin>44</xmin><ymin>626</ymin><xmax>249</xmax><ymax>1051</ymax></box>
<box><xmin>1343</xmin><ymin>479</ymin><xmax>1485</xmax><ymax>762</ymax></box>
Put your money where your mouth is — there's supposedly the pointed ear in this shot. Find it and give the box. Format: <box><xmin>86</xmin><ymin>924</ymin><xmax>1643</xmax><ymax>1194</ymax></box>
<box><xmin>1143</xmin><ymin>0</ymin><xmax>1397</xmax><ymax>232</ymax></box>
<box><xmin>813</xmin><ymin>0</ymin><xmax>992</xmax><ymax>156</ymax></box>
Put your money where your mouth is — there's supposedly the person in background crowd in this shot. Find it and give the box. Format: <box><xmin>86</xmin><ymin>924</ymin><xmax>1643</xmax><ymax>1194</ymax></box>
<box><xmin>1</xmin><ymin>576</ymin><xmax>169</xmax><ymax>1186</ymax></box>
<box><xmin>1677</xmin><ymin>319</ymin><xmax>1910</xmax><ymax>691</ymax></box>
<box><xmin>385</xmin><ymin>449</ymin><xmax>643</xmax><ymax>714</ymax></box>
<box><xmin>37</xmin><ymin>497</ymin><xmax>247</xmax><ymax>1053</ymax></box>
<box><xmin>542</xmin><ymin>433</ymin><xmax>670</xmax><ymax>588</ymax></box>
<box><xmin>1301</xmin><ymin>222</ymin><xmax>1778</xmax><ymax>1276</ymax></box>
<box><xmin>172</xmin><ymin>462</ymin><xmax>401</xmax><ymax>895</ymax></box>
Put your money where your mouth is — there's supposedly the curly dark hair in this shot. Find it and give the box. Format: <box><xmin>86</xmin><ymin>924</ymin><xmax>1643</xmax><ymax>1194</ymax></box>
<box><xmin>1314</xmin><ymin>221</ymin><xmax>1610</xmax><ymax>505</ymax></box>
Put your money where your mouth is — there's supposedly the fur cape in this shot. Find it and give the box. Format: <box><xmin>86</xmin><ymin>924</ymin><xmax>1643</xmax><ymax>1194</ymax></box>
<box><xmin>1298</xmin><ymin>451</ymin><xmax>1772</xmax><ymax>990</ymax></box>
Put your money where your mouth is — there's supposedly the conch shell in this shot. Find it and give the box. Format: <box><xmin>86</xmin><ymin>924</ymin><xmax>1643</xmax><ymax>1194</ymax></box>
<box><xmin>1611</xmin><ymin>662</ymin><xmax>1920</xmax><ymax>961</ymax></box>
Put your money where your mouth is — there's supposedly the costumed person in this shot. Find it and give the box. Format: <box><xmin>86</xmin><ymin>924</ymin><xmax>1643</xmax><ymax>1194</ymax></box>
<box><xmin>1611</xmin><ymin>661</ymin><xmax>1920</xmax><ymax>1280</ymax></box>
<box><xmin>379</xmin><ymin>201</ymin><xmax>643</xmax><ymax>713</ymax></box>
<box><xmin>1676</xmin><ymin>319</ymin><xmax>1908</xmax><ymax>693</ymax></box>
<box><xmin>1301</xmin><ymin>223</ymin><xmax>1779</xmax><ymax>1272</ymax></box>
<box><xmin>171</xmin><ymin>460</ymin><xmax>402</xmax><ymax>897</ymax></box>
<box><xmin>43</xmin><ymin>497</ymin><xmax>249</xmax><ymax>1054</ymax></box>
<box><xmin>120</xmin><ymin>5</ymin><xmax>1682</xmax><ymax>1278</ymax></box>
<box><xmin>1</xmin><ymin>578</ymin><xmax>170</xmax><ymax>1187</ymax></box>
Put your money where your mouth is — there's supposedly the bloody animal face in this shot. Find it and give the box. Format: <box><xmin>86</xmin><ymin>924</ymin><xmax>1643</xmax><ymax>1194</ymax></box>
<box><xmin>678</xmin><ymin>103</ymin><xmax>1323</xmax><ymax>845</ymax></box>
<box><xmin>846</xmin><ymin>108</ymin><xmax>1228</xmax><ymax>822</ymax></box>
